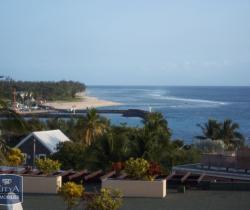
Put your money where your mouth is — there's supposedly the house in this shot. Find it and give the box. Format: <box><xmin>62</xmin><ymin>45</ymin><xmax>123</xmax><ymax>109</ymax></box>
<box><xmin>15</xmin><ymin>129</ymin><xmax>70</xmax><ymax>166</ymax></box>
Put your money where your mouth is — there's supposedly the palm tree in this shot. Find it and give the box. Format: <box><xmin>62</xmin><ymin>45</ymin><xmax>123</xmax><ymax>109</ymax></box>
<box><xmin>82</xmin><ymin>108</ymin><xmax>108</xmax><ymax>146</ymax></box>
<box><xmin>87</xmin><ymin>129</ymin><xmax>131</xmax><ymax>170</ymax></box>
<box><xmin>143</xmin><ymin>112</ymin><xmax>166</xmax><ymax>130</ymax></box>
<box><xmin>143</xmin><ymin>112</ymin><xmax>171</xmax><ymax>137</ymax></box>
<box><xmin>220</xmin><ymin>119</ymin><xmax>245</xmax><ymax>148</ymax></box>
<box><xmin>196</xmin><ymin>119</ymin><xmax>221</xmax><ymax>140</ymax></box>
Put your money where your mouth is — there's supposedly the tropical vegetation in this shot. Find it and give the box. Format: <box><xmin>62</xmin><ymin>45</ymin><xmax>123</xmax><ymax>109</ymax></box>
<box><xmin>35</xmin><ymin>158</ymin><xmax>61</xmax><ymax>174</ymax></box>
<box><xmin>59</xmin><ymin>182</ymin><xmax>84</xmax><ymax>210</ymax></box>
<box><xmin>124</xmin><ymin>157</ymin><xmax>150</xmax><ymax>180</ymax></box>
<box><xmin>6</xmin><ymin>148</ymin><xmax>24</xmax><ymax>166</ymax></box>
<box><xmin>86</xmin><ymin>188</ymin><xmax>122</xmax><ymax>210</ymax></box>
<box><xmin>0</xmin><ymin>79</ymin><xmax>86</xmax><ymax>101</ymax></box>
<box><xmin>82</xmin><ymin>108</ymin><xmax>108</xmax><ymax>146</ymax></box>
<box><xmin>0</xmin><ymin>100</ymin><xmax>246</xmax><ymax>173</ymax></box>
<box><xmin>1</xmin><ymin>97</ymin><xmax>28</xmax><ymax>163</ymax></box>
<box><xmin>196</xmin><ymin>119</ymin><xmax>245</xmax><ymax>149</ymax></box>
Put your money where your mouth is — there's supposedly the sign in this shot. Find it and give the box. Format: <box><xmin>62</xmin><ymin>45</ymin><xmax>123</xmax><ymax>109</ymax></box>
<box><xmin>0</xmin><ymin>175</ymin><xmax>23</xmax><ymax>205</ymax></box>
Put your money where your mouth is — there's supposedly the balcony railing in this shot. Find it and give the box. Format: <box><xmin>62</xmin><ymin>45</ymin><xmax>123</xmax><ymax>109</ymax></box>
<box><xmin>201</xmin><ymin>148</ymin><xmax>250</xmax><ymax>170</ymax></box>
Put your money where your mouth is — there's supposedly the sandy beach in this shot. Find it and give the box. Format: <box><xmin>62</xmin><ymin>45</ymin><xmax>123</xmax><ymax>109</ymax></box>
<box><xmin>44</xmin><ymin>95</ymin><xmax>122</xmax><ymax>110</ymax></box>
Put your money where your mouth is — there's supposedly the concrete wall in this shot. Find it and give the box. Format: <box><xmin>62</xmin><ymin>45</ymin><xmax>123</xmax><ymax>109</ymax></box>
<box><xmin>23</xmin><ymin>176</ymin><xmax>62</xmax><ymax>194</ymax></box>
<box><xmin>102</xmin><ymin>179</ymin><xmax>167</xmax><ymax>198</ymax></box>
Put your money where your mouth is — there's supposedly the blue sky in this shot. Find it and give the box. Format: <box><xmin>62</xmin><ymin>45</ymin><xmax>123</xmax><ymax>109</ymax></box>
<box><xmin>0</xmin><ymin>0</ymin><xmax>250</xmax><ymax>85</ymax></box>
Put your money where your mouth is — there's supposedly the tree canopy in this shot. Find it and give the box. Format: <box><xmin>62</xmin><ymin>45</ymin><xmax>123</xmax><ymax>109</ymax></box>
<box><xmin>196</xmin><ymin>119</ymin><xmax>245</xmax><ymax>149</ymax></box>
<box><xmin>0</xmin><ymin>79</ymin><xmax>86</xmax><ymax>101</ymax></box>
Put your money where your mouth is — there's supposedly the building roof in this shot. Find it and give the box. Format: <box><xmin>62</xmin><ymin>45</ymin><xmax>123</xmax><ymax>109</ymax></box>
<box><xmin>15</xmin><ymin>129</ymin><xmax>70</xmax><ymax>153</ymax></box>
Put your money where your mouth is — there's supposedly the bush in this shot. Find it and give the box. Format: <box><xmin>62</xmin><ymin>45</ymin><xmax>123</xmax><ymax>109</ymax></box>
<box><xmin>52</xmin><ymin>142</ymin><xmax>86</xmax><ymax>170</ymax></box>
<box><xmin>148</xmin><ymin>162</ymin><xmax>162</xmax><ymax>176</ymax></box>
<box><xmin>35</xmin><ymin>158</ymin><xmax>61</xmax><ymax>174</ymax></box>
<box><xmin>112</xmin><ymin>162</ymin><xmax>125</xmax><ymax>173</ymax></box>
<box><xmin>59</xmin><ymin>182</ymin><xmax>84</xmax><ymax>210</ymax></box>
<box><xmin>124</xmin><ymin>158</ymin><xmax>150</xmax><ymax>180</ymax></box>
<box><xmin>87</xmin><ymin>188</ymin><xmax>122</xmax><ymax>210</ymax></box>
<box><xmin>6</xmin><ymin>148</ymin><xmax>24</xmax><ymax>166</ymax></box>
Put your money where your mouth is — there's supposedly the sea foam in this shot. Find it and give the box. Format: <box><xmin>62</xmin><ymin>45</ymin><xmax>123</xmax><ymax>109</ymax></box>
<box><xmin>148</xmin><ymin>93</ymin><xmax>228</xmax><ymax>106</ymax></box>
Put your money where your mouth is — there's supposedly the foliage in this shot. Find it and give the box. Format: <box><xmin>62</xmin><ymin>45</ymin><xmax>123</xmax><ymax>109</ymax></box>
<box><xmin>6</xmin><ymin>148</ymin><xmax>24</xmax><ymax>166</ymax></box>
<box><xmin>0</xmin><ymin>98</ymin><xmax>27</xmax><ymax>143</ymax></box>
<box><xmin>171</xmin><ymin>148</ymin><xmax>201</xmax><ymax>167</ymax></box>
<box><xmin>143</xmin><ymin>112</ymin><xmax>171</xmax><ymax>137</ymax></box>
<box><xmin>59</xmin><ymin>182</ymin><xmax>84</xmax><ymax>210</ymax></box>
<box><xmin>35</xmin><ymin>158</ymin><xmax>61</xmax><ymax>174</ymax></box>
<box><xmin>112</xmin><ymin>162</ymin><xmax>125</xmax><ymax>173</ymax></box>
<box><xmin>0</xmin><ymin>79</ymin><xmax>86</xmax><ymax>101</ymax></box>
<box><xmin>124</xmin><ymin>158</ymin><xmax>150</xmax><ymax>180</ymax></box>
<box><xmin>86</xmin><ymin>126</ymin><xmax>131</xmax><ymax>170</ymax></box>
<box><xmin>46</xmin><ymin>111</ymin><xmax>200</xmax><ymax>172</ymax></box>
<box><xmin>196</xmin><ymin>119</ymin><xmax>245</xmax><ymax>149</ymax></box>
<box><xmin>220</xmin><ymin>119</ymin><xmax>245</xmax><ymax>149</ymax></box>
<box><xmin>148</xmin><ymin>162</ymin><xmax>162</xmax><ymax>176</ymax></box>
<box><xmin>0</xmin><ymin>108</ymin><xmax>227</xmax><ymax>172</ymax></box>
<box><xmin>0</xmin><ymin>152</ymin><xmax>7</xmax><ymax>165</ymax></box>
<box><xmin>0</xmin><ymin>131</ymin><xmax>9</xmax><ymax>155</ymax></box>
<box><xmin>196</xmin><ymin>119</ymin><xmax>221</xmax><ymax>140</ymax></box>
<box><xmin>52</xmin><ymin>142</ymin><xmax>86</xmax><ymax>170</ymax></box>
<box><xmin>86</xmin><ymin>188</ymin><xmax>122</xmax><ymax>210</ymax></box>
<box><xmin>82</xmin><ymin>108</ymin><xmax>109</xmax><ymax>146</ymax></box>
<box><xmin>172</xmin><ymin>139</ymin><xmax>184</xmax><ymax>148</ymax></box>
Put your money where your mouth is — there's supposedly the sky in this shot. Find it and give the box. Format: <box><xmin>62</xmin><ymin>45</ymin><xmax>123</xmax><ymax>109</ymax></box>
<box><xmin>0</xmin><ymin>0</ymin><xmax>250</xmax><ymax>86</ymax></box>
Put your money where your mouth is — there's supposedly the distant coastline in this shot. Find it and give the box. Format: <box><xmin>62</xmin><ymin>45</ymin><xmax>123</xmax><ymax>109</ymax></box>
<box><xmin>44</xmin><ymin>92</ymin><xmax>122</xmax><ymax>110</ymax></box>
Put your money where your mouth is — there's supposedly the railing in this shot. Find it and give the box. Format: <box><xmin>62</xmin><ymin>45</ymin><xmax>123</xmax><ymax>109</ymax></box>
<box><xmin>201</xmin><ymin>153</ymin><xmax>236</xmax><ymax>168</ymax></box>
<box><xmin>202</xmin><ymin>148</ymin><xmax>250</xmax><ymax>170</ymax></box>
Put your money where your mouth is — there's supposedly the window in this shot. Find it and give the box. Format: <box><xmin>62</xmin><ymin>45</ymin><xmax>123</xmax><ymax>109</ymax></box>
<box><xmin>22</xmin><ymin>153</ymin><xmax>28</xmax><ymax>164</ymax></box>
<box><xmin>38</xmin><ymin>154</ymin><xmax>46</xmax><ymax>159</ymax></box>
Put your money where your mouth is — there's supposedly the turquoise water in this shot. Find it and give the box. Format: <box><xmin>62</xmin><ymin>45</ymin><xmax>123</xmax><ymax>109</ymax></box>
<box><xmin>87</xmin><ymin>86</ymin><xmax>250</xmax><ymax>144</ymax></box>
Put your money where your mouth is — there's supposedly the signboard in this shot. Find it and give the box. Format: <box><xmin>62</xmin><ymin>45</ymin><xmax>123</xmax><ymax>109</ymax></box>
<box><xmin>0</xmin><ymin>175</ymin><xmax>23</xmax><ymax>205</ymax></box>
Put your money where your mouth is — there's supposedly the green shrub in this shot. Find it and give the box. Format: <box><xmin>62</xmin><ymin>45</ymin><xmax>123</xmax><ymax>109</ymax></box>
<box><xmin>35</xmin><ymin>158</ymin><xmax>61</xmax><ymax>174</ymax></box>
<box><xmin>124</xmin><ymin>157</ymin><xmax>150</xmax><ymax>180</ymax></box>
<box><xmin>59</xmin><ymin>182</ymin><xmax>84</xmax><ymax>210</ymax></box>
<box><xmin>87</xmin><ymin>188</ymin><xmax>122</xmax><ymax>210</ymax></box>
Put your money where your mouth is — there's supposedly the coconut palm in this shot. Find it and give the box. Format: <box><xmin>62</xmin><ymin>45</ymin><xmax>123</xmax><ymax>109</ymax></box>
<box><xmin>220</xmin><ymin>119</ymin><xmax>244</xmax><ymax>148</ymax></box>
<box><xmin>87</xmin><ymin>129</ymin><xmax>131</xmax><ymax>170</ymax></box>
<box><xmin>143</xmin><ymin>112</ymin><xmax>168</xmax><ymax>130</ymax></box>
<box><xmin>82</xmin><ymin>108</ymin><xmax>108</xmax><ymax>146</ymax></box>
<box><xmin>196</xmin><ymin>119</ymin><xmax>221</xmax><ymax>140</ymax></box>
<box><xmin>143</xmin><ymin>112</ymin><xmax>171</xmax><ymax>140</ymax></box>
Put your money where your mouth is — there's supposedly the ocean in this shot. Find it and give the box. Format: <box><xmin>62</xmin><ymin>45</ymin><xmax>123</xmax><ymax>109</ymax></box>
<box><xmin>86</xmin><ymin>86</ymin><xmax>250</xmax><ymax>144</ymax></box>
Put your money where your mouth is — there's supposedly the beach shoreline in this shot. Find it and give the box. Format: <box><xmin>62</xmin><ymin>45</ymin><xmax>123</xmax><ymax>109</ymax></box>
<box><xmin>44</xmin><ymin>95</ymin><xmax>122</xmax><ymax>110</ymax></box>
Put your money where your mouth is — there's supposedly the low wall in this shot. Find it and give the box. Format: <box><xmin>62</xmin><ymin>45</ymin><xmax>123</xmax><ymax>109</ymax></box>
<box><xmin>102</xmin><ymin>179</ymin><xmax>167</xmax><ymax>198</ymax></box>
<box><xmin>23</xmin><ymin>175</ymin><xmax>62</xmax><ymax>194</ymax></box>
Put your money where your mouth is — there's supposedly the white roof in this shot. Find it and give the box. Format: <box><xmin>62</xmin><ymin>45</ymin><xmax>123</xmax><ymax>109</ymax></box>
<box><xmin>16</xmin><ymin>129</ymin><xmax>70</xmax><ymax>153</ymax></box>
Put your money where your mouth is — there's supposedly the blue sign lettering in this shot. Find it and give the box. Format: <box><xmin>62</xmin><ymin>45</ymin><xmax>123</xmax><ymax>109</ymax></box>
<box><xmin>0</xmin><ymin>175</ymin><xmax>23</xmax><ymax>205</ymax></box>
